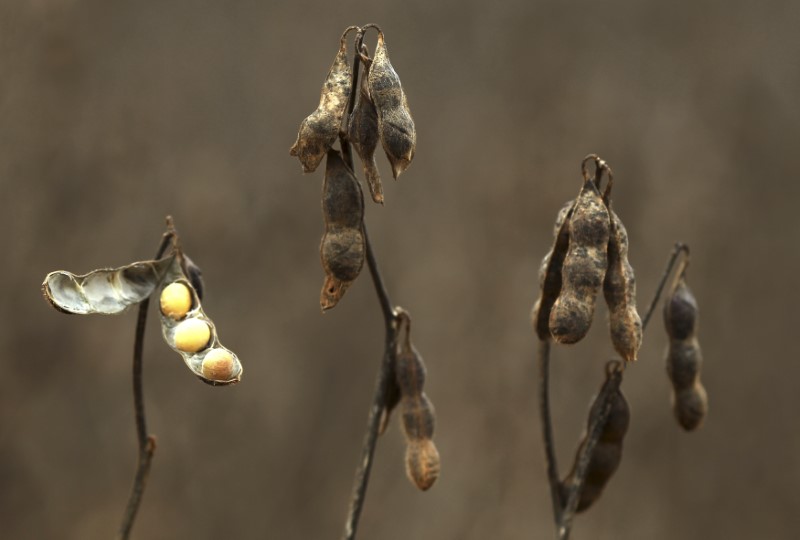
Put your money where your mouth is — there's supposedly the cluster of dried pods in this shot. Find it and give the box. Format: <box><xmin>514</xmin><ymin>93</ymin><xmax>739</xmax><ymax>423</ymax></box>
<box><xmin>290</xmin><ymin>24</ymin><xmax>416</xmax><ymax>310</ymax></box>
<box><xmin>42</xmin><ymin>235</ymin><xmax>242</xmax><ymax>385</ymax></box>
<box><xmin>663</xmin><ymin>249</ymin><xmax>707</xmax><ymax>431</ymax></box>
<box><xmin>532</xmin><ymin>154</ymin><xmax>642</xmax><ymax>361</ymax></box>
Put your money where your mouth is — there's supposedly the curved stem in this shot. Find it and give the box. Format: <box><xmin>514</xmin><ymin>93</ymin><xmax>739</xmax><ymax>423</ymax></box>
<box><xmin>117</xmin><ymin>223</ymin><xmax>175</xmax><ymax>540</ymax></box>
<box><xmin>641</xmin><ymin>242</ymin><xmax>690</xmax><ymax>330</ymax></box>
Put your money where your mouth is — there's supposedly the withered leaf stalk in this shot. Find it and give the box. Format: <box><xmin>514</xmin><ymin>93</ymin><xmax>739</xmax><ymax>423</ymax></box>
<box><xmin>289</xmin><ymin>25</ymin><xmax>433</xmax><ymax>540</ymax></box>
<box><xmin>534</xmin><ymin>157</ymin><xmax>708</xmax><ymax>540</ymax></box>
<box><xmin>41</xmin><ymin>217</ymin><xmax>242</xmax><ymax>540</ymax></box>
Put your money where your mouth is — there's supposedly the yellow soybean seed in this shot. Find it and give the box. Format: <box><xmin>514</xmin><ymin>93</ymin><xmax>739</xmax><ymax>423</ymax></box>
<box><xmin>173</xmin><ymin>318</ymin><xmax>211</xmax><ymax>353</ymax></box>
<box><xmin>202</xmin><ymin>349</ymin><xmax>235</xmax><ymax>381</ymax></box>
<box><xmin>160</xmin><ymin>282</ymin><xmax>192</xmax><ymax>320</ymax></box>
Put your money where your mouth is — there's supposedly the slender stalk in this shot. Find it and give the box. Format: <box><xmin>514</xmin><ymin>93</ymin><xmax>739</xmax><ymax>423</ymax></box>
<box><xmin>338</xmin><ymin>28</ymin><xmax>400</xmax><ymax>539</ymax></box>
<box><xmin>117</xmin><ymin>223</ymin><xmax>175</xmax><ymax>540</ymax></box>
<box><xmin>538</xmin><ymin>339</ymin><xmax>562</xmax><ymax>528</ymax></box>
<box><xmin>641</xmin><ymin>243</ymin><xmax>689</xmax><ymax>330</ymax></box>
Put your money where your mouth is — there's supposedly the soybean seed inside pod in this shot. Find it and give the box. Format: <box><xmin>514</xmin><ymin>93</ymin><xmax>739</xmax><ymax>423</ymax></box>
<box><xmin>201</xmin><ymin>348</ymin><xmax>235</xmax><ymax>382</ymax></box>
<box><xmin>368</xmin><ymin>30</ymin><xmax>416</xmax><ymax>179</ymax></box>
<box><xmin>173</xmin><ymin>318</ymin><xmax>211</xmax><ymax>353</ymax></box>
<box><xmin>602</xmin><ymin>211</ymin><xmax>642</xmax><ymax>361</ymax></box>
<box><xmin>348</xmin><ymin>59</ymin><xmax>383</xmax><ymax>204</ymax></box>
<box><xmin>532</xmin><ymin>200</ymin><xmax>574</xmax><ymax>341</ymax></box>
<box><xmin>290</xmin><ymin>32</ymin><xmax>352</xmax><ymax>173</ymax></box>
<box><xmin>549</xmin><ymin>177</ymin><xmax>610</xmax><ymax>344</ymax></box>
<box><xmin>319</xmin><ymin>150</ymin><xmax>365</xmax><ymax>311</ymax></box>
<box><xmin>664</xmin><ymin>276</ymin><xmax>707</xmax><ymax>431</ymax></box>
<box><xmin>160</xmin><ymin>281</ymin><xmax>193</xmax><ymax>320</ymax></box>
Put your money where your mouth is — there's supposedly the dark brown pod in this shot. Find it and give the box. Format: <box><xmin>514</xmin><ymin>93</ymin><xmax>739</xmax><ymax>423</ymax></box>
<box><xmin>379</xmin><ymin>367</ymin><xmax>402</xmax><ymax>436</ymax></box>
<box><xmin>666</xmin><ymin>338</ymin><xmax>702</xmax><ymax>389</ymax></box>
<box><xmin>290</xmin><ymin>33</ymin><xmax>353</xmax><ymax>173</ymax></box>
<box><xmin>562</xmin><ymin>382</ymin><xmax>629</xmax><ymax>513</ymax></box>
<box><xmin>664</xmin><ymin>277</ymin><xmax>698</xmax><ymax>341</ymax></box>
<box><xmin>319</xmin><ymin>150</ymin><xmax>365</xmax><ymax>311</ymax></box>
<box><xmin>550</xmin><ymin>178</ymin><xmax>610</xmax><ymax>343</ymax></box>
<box><xmin>348</xmin><ymin>59</ymin><xmax>383</xmax><ymax>204</ymax></box>
<box><xmin>532</xmin><ymin>200</ymin><xmax>574</xmax><ymax>340</ymax></box>
<box><xmin>367</xmin><ymin>30</ymin><xmax>416</xmax><ymax>179</ymax></box>
<box><xmin>400</xmin><ymin>394</ymin><xmax>435</xmax><ymax>441</ymax></box>
<box><xmin>672</xmin><ymin>384</ymin><xmax>708</xmax><ymax>431</ymax></box>
<box><xmin>603</xmin><ymin>210</ymin><xmax>642</xmax><ymax>361</ymax></box>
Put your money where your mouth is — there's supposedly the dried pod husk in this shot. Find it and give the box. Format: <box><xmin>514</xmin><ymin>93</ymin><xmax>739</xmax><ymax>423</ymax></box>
<box><xmin>400</xmin><ymin>394</ymin><xmax>435</xmax><ymax>441</ymax></box>
<box><xmin>531</xmin><ymin>200</ymin><xmax>574</xmax><ymax>340</ymax></box>
<box><xmin>290</xmin><ymin>35</ymin><xmax>352</xmax><ymax>173</ymax></box>
<box><xmin>158</xmin><ymin>257</ymin><xmax>242</xmax><ymax>386</ymax></box>
<box><xmin>562</xmin><ymin>381</ymin><xmax>629</xmax><ymax>513</ymax></box>
<box><xmin>379</xmin><ymin>364</ymin><xmax>402</xmax><ymax>436</ymax></box>
<box><xmin>405</xmin><ymin>439</ymin><xmax>440</xmax><ymax>491</ymax></box>
<box><xmin>602</xmin><ymin>210</ymin><xmax>642</xmax><ymax>361</ymax></box>
<box><xmin>368</xmin><ymin>31</ymin><xmax>416</xmax><ymax>179</ymax></box>
<box><xmin>549</xmin><ymin>178</ymin><xmax>610</xmax><ymax>344</ymax></box>
<box><xmin>42</xmin><ymin>256</ymin><xmax>175</xmax><ymax>315</ymax></box>
<box><xmin>348</xmin><ymin>61</ymin><xmax>383</xmax><ymax>204</ymax></box>
<box><xmin>182</xmin><ymin>254</ymin><xmax>205</xmax><ymax>301</ymax></box>
<box><xmin>664</xmin><ymin>276</ymin><xmax>707</xmax><ymax>431</ymax></box>
<box><xmin>319</xmin><ymin>150</ymin><xmax>365</xmax><ymax>311</ymax></box>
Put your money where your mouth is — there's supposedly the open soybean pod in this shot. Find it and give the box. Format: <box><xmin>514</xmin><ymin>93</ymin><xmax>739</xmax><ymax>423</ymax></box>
<box><xmin>602</xmin><ymin>210</ymin><xmax>642</xmax><ymax>362</ymax></box>
<box><xmin>42</xmin><ymin>256</ymin><xmax>176</xmax><ymax>315</ymax></box>
<box><xmin>664</xmin><ymin>264</ymin><xmax>707</xmax><ymax>431</ymax></box>
<box><xmin>290</xmin><ymin>27</ymin><xmax>355</xmax><ymax>173</ymax></box>
<box><xmin>158</xmin><ymin>256</ymin><xmax>242</xmax><ymax>386</ymax></box>
<box><xmin>365</xmin><ymin>25</ymin><xmax>416</xmax><ymax>180</ymax></box>
<box><xmin>549</xmin><ymin>157</ymin><xmax>611</xmax><ymax>344</ymax></box>
<box><xmin>531</xmin><ymin>200</ymin><xmax>574</xmax><ymax>340</ymax></box>
<box><xmin>561</xmin><ymin>362</ymin><xmax>630</xmax><ymax>513</ymax></box>
<box><xmin>348</xmin><ymin>45</ymin><xmax>383</xmax><ymax>205</ymax></box>
<box><xmin>319</xmin><ymin>149</ymin><xmax>365</xmax><ymax>311</ymax></box>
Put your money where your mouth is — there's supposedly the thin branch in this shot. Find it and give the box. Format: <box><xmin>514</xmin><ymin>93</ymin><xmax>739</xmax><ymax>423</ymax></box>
<box><xmin>557</xmin><ymin>365</ymin><xmax>623</xmax><ymax>540</ymax></box>
<box><xmin>641</xmin><ymin>242</ymin><xmax>689</xmax><ymax>330</ymax></box>
<box><xmin>538</xmin><ymin>338</ymin><xmax>562</xmax><ymax>529</ymax></box>
<box><xmin>117</xmin><ymin>221</ymin><xmax>176</xmax><ymax>540</ymax></box>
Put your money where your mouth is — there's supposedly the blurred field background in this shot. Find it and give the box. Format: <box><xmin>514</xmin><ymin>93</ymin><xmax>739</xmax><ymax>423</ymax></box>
<box><xmin>1</xmin><ymin>0</ymin><xmax>799</xmax><ymax>538</ymax></box>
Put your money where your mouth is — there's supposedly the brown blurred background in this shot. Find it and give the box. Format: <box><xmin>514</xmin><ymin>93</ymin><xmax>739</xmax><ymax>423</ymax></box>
<box><xmin>1</xmin><ymin>0</ymin><xmax>799</xmax><ymax>538</ymax></box>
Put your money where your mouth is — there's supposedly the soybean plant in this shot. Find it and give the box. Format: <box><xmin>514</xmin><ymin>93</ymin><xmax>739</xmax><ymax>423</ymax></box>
<box><xmin>290</xmin><ymin>25</ymin><xmax>438</xmax><ymax>540</ymax></box>
<box><xmin>41</xmin><ymin>217</ymin><xmax>242</xmax><ymax>540</ymax></box>
<box><xmin>532</xmin><ymin>156</ymin><xmax>708</xmax><ymax>539</ymax></box>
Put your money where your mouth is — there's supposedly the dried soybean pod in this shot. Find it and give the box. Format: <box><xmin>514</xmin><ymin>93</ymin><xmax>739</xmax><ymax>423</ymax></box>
<box><xmin>395</xmin><ymin>311</ymin><xmax>440</xmax><ymax>491</ymax></box>
<box><xmin>42</xmin><ymin>256</ymin><xmax>175</xmax><ymax>315</ymax></box>
<box><xmin>531</xmin><ymin>200</ymin><xmax>574</xmax><ymax>340</ymax></box>
<box><xmin>290</xmin><ymin>28</ymin><xmax>354</xmax><ymax>173</ymax></box>
<box><xmin>378</xmin><ymin>366</ymin><xmax>401</xmax><ymax>436</ymax></box>
<box><xmin>602</xmin><ymin>210</ymin><xmax>642</xmax><ymax>361</ymax></box>
<box><xmin>549</xmin><ymin>167</ymin><xmax>611</xmax><ymax>344</ymax></box>
<box><xmin>366</xmin><ymin>26</ymin><xmax>416</xmax><ymax>179</ymax></box>
<box><xmin>561</xmin><ymin>364</ymin><xmax>630</xmax><ymax>513</ymax></box>
<box><xmin>319</xmin><ymin>150</ymin><xmax>365</xmax><ymax>311</ymax></box>
<box><xmin>664</xmin><ymin>273</ymin><xmax>708</xmax><ymax>431</ymax></box>
<box><xmin>348</xmin><ymin>50</ymin><xmax>383</xmax><ymax>204</ymax></box>
<box><xmin>182</xmin><ymin>254</ymin><xmax>205</xmax><ymax>301</ymax></box>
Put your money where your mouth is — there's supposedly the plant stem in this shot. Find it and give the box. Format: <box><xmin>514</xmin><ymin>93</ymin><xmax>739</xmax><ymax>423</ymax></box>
<box><xmin>338</xmin><ymin>27</ymin><xmax>401</xmax><ymax>539</ymax></box>
<box><xmin>641</xmin><ymin>242</ymin><xmax>689</xmax><ymax>330</ymax></box>
<box><xmin>117</xmin><ymin>223</ymin><xmax>175</xmax><ymax>540</ymax></box>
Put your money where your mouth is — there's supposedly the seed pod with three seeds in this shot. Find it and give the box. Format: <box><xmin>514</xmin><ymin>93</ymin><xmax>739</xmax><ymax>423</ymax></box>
<box><xmin>394</xmin><ymin>312</ymin><xmax>440</xmax><ymax>491</ymax></box>
<box><xmin>290</xmin><ymin>29</ymin><xmax>354</xmax><ymax>173</ymax></box>
<box><xmin>531</xmin><ymin>200</ymin><xmax>574</xmax><ymax>341</ymax></box>
<box><xmin>549</xmin><ymin>166</ymin><xmax>611</xmax><ymax>344</ymax></box>
<box><xmin>602</xmin><ymin>209</ymin><xmax>642</xmax><ymax>362</ymax></box>
<box><xmin>348</xmin><ymin>48</ymin><xmax>383</xmax><ymax>204</ymax></box>
<box><xmin>561</xmin><ymin>362</ymin><xmax>629</xmax><ymax>513</ymax></box>
<box><xmin>367</xmin><ymin>27</ymin><xmax>416</xmax><ymax>179</ymax></box>
<box><xmin>319</xmin><ymin>149</ymin><xmax>365</xmax><ymax>311</ymax></box>
<box><xmin>664</xmin><ymin>270</ymin><xmax>707</xmax><ymax>431</ymax></box>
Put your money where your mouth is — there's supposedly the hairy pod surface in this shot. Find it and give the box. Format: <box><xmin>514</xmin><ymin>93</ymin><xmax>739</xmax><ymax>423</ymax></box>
<box><xmin>319</xmin><ymin>150</ymin><xmax>365</xmax><ymax>310</ymax></box>
<box><xmin>664</xmin><ymin>277</ymin><xmax>707</xmax><ymax>431</ymax></box>
<box><xmin>290</xmin><ymin>36</ymin><xmax>352</xmax><ymax>173</ymax></box>
<box><xmin>368</xmin><ymin>31</ymin><xmax>416</xmax><ymax>179</ymax></box>
<box><xmin>532</xmin><ymin>200</ymin><xmax>574</xmax><ymax>340</ymax></box>
<box><xmin>603</xmin><ymin>210</ymin><xmax>642</xmax><ymax>361</ymax></box>
<box><xmin>348</xmin><ymin>62</ymin><xmax>383</xmax><ymax>204</ymax></box>
<box><xmin>562</xmin><ymin>381</ymin><xmax>629</xmax><ymax>513</ymax></box>
<box><xmin>405</xmin><ymin>439</ymin><xmax>440</xmax><ymax>491</ymax></box>
<box><xmin>550</xmin><ymin>179</ymin><xmax>610</xmax><ymax>343</ymax></box>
